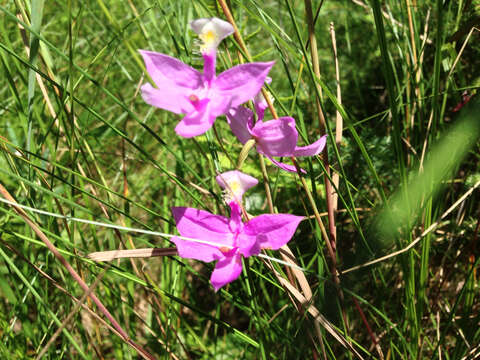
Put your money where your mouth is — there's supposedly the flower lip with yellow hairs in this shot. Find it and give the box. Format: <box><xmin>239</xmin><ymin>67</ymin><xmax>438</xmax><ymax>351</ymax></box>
<box><xmin>190</xmin><ymin>17</ymin><xmax>234</xmax><ymax>56</ymax></box>
<box><xmin>216</xmin><ymin>170</ymin><xmax>258</xmax><ymax>203</ymax></box>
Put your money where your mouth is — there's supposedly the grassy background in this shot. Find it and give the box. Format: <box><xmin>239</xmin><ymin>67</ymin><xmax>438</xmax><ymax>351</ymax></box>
<box><xmin>1</xmin><ymin>0</ymin><xmax>479</xmax><ymax>358</ymax></box>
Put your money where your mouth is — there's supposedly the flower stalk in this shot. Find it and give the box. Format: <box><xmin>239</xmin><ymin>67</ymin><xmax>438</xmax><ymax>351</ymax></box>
<box><xmin>218</xmin><ymin>0</ymin><xmax>331</xmax><ymax>352</ymax></box>
<box><xmin>236</xmin><ymin>138</ymin><xmax>256</xmax><ymax>169</ymax></box>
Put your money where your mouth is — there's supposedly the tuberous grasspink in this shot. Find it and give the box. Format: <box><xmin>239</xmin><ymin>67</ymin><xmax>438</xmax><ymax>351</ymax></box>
<box><xmin>136</xmin><ymin>17</ymin><xmax>325</xmax><ymax>290</ymax></box>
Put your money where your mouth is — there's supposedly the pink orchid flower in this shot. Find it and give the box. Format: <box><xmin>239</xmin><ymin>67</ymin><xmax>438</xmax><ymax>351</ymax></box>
<box><xmin>227</xmin><ymin>105</ymin><xmax>327</xmax><ymax>172</ymax></box>
<box><xmin>171</xmin><ymin>201</ymin><xmax>304</xmax><ymax>291</ymax></box>
<box><xmin>139</xmin><ymin>17</ymin><xmax>274</xmax><ymax>138</ymax></box>
<box><xmin>216</xmin><ymin>170</ymin><xmax>258</xmax><ymax>203</ymax></box>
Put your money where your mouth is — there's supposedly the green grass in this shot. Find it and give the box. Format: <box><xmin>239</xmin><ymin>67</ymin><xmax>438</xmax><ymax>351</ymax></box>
<box><xmin>1</xmin><ymin>0</ymin><xmax>480</xmax><ymax>359</ymax></box>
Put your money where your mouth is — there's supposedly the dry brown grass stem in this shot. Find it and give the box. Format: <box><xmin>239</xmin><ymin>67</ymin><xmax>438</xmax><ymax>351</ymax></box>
<box><xmin>341</xmin><ymin>180</ymin><xmax>480</xmax><ymax>274</ymax></box>
<box><xmin>405</xmin><ymin>0</ymin><xmax>422</xmax><ymax>135</ymax></box>
<box><xmin>89</xmin><ymin>248</ymin><xmax>178</xmax><ymax>262</ymax></box>
<box><xmin>218</xmin><ymin>0</ymin><xmax>327</xmax><ymax>349</ymax></box>
<box><xmin>266</xmin><ymin>263</ymin><xmax>365</xmax><ymax>359</ymax></box>
<box><xmin>446</xmin><ymin>27</ymin><xmax>479</xmax><ymax>81</ymax></box>
<box><xmin>351</xmin><ymin>0</ymin><xmax>431</xmax><ymax>44</ymax></box>
<box><xmin>36</xmin><ymin>270</ymin><xmax>107</xmax><ymax>359</ymax></box>
<box><xmin>330</xmin><ymin>22</ymin><xmax>343</xmax><ymax>217</ymax></box>
<box><xmin>304</xmin><ymin>0</ymin><xmax>337</xmax><ymax>258</ymax></box>
<box><xmin>304</xmin><ymin>0</ymin><xmax>352</xmax><ymax>345</ymax></box>
<box><xmin>0</xmin><ymin>183</ymin><xmax>155</xmax><ymax>360</ymax></box>
<box><xmin>353</xmin><ymin>297</ymin><xmax>384</xmax><ymax>360</ymax></box>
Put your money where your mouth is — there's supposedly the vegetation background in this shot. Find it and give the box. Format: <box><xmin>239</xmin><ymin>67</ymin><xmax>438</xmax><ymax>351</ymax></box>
<box><xmin>0</xmin><ymin>0</ymin><xmax>479</xmax><ymax>359</ymax></box>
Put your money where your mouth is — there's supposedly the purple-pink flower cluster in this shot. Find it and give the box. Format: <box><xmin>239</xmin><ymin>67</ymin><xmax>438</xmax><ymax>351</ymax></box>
<box><xmin>138</xmin><ymin>17</ymin><xmax>325</xmax><ymax>290</ymax></box>
<box><xmin>140</xmin><ymin>18</ymin><xmax>273</xmax><ymax>138</ymax></box>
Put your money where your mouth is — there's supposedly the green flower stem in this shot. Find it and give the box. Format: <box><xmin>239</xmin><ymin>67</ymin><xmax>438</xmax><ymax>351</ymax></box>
<box><xmin>236</xmin><ymin>138</ymin><xmax>257</xmax><ymax>170</ymax></box>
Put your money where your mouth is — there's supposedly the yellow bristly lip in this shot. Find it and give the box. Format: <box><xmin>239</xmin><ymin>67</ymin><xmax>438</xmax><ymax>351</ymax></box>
<box><xmin>229</xmin><ymin>181</ymin><xmax>240</xmax><ymax>194</ymax></box>
<box><xmin>200</xmin><ymin>30</ymin><xmax>217</xmax><ymax>52</ymax></box>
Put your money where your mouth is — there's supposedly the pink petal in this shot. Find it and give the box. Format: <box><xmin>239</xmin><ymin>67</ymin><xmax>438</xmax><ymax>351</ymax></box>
<box><xmin>237</xmin><ymin>233</ymin><xmax>261</xmax><ymax>257</ymax></box>
<box><xmin>266</xmin><ymin>156</ymin><xmax>306</xmax><ymax>173</ymax></box>
<box><xmin>226</xmin><ymin>106</ymin><xmax>254</xmax><ymax>144</ymax></box>
<box><xmin>174</xmin><ymin>100</ymin><xmax>216</xmax><ymax>138</ymax></box>
<box><xmin>254</xmin><ymin>98</ymin><xmax>267</xmax><ymax>121</ymax></box>
<box><xmin>214</xmin><ymin>62</ymin><xmax>274</xmax><ymax>108</ymax></box>
<box><xmin>227</xmin><ymin>202</ymin><xmax>259</xmax><ymax>258</ymax></box>
<box><xmin>140</xmin><ymin>83</ymin><xmax>194</xmax><ymax>115</ymax></box>
<box><xmin>254</xmin><ymin>77</ymin><xmax>273</xmax><ymax>120</ymax></box>
<box><xmin>209</xmin><ymin>95</ymin><xmax>233</xmax><ymax>118</ymax></box>
<box><xmin>244</xmin><ymin>214</ymin><xmax>304</xmax><ymax>250</ymax></box>
<box><xmin>216</xmin><ymin>170</ymin><xmax>258</xmax><ymax>202</ymax></box>
<box><xmin>171</xmin><ymin>207</ymin><xmax>234</xmax><ymax>247</ymax></box>
<box><xmin>251</xmin><ymin>117</ymin><xmax>298</xmax><ymax>157</ymax></box>
<box><xmin>202</xmin><ymin>52</ymin><xmax>216</xmax><ymax>84</ymax></box>
<box><xmin>293</xmin><ymin>135</ymin><xmax>327</xmax><ymax>157</ymax></box>
<box><xmin>227</xmin><ymin>202</ymin><xmax>259</xmax><ymax>257</ymax></box>
<box><xmin>139</xmin><ymin>50</ymin><xmax>202</xmax><ymax>90</ymax></box>
<box><xmin>210</xmin><ymin>252</ymin><xmax>243</xmax><ymax>291</ymax></box>
<box><xmin>228</xmin><ymin>201</ymin><xmax>243</xmax><ymax>233</ymax></box>
<box><xmin>172</xmin><ymin>236</ymin><xmax>224</xmax><ymax>262</ymax></box>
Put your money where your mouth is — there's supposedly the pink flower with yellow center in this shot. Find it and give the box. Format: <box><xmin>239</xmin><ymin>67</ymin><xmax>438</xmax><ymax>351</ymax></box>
<box><xmin>139</xmin><ymin>18</ymin><xmax>274</xmax><ymax>138</ymax></box>
<box><xmin>171</xmin><ymin>201</ymin><xmax>304</xmax><ymax>291</ymax></box>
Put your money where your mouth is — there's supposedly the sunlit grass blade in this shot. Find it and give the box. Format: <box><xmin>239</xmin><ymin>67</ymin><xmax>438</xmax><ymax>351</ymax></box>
<box><xmin>376</xmin><ymin>96</ymin><xmax>480</xmax><ymax>241</ymax></box>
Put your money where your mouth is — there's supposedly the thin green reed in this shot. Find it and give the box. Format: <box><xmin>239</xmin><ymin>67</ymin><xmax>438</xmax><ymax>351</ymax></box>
<box><xmin>0</xmin><ymin>246</ymin><xmax>89</xmax><ymax>359</ymax></box>
<box><xmin>0</xmin><ymin>5</ymin><xmax>213</xmax><ymax>198</ymax></box>
<box><xmin>431</xmin><ymin>0</ymin><xmax>446</xmax><ymax>136</ymax></box>
<box><xmin>283</xmin><ymin>0</ymin><xmax>372</xmax><ymax>254</ymax></box>
<box><xmin>370</xmin><ymin>0</ymin><xmax>405</xmax><ymax>180</ymax></box>
<box><xmin>26</xmin><ymin>0</ymin><xmax>44</xmax><ymax>161</ymax></box>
